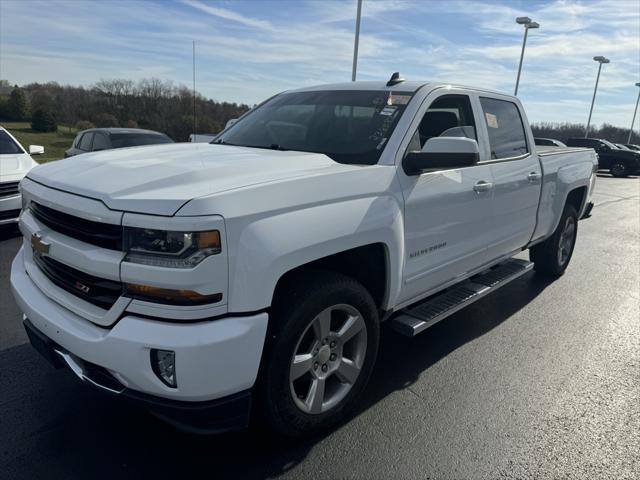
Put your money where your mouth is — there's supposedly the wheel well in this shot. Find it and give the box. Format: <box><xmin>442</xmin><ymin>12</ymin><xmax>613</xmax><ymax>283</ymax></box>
<box><xmin>272</xmin><ymin>244</ymin><xmax>388</xmax><ymax>310</ymax></box>
<box><xmin>566</xmin><ymin>187</ymin><xmax>587</xmax><ymax>213</ymax></box>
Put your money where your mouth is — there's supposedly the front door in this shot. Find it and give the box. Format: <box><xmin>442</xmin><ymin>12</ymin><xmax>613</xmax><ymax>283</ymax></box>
<box><xmin>396</xmin><ymin>92</ymin><xmax>496</xmax><ymax>305</ymax></box>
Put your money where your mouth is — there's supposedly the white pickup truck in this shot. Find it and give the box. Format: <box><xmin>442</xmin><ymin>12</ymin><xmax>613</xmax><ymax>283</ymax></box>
<box><xmin>0</xmin><ymin>126</ymin><xmax>43</xmax><ymax>225</ymax></box>
<box><xmin>11</xmin><ymin>75</ymin><xmax>597</xmax><ymax>436</ymax></box>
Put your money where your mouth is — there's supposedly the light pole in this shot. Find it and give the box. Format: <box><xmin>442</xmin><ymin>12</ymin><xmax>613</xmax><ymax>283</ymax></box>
<box><xmin>514</xmin><ymin>17</ymin><xmax>539</xmax><ymax>96</ymax></box>
<box><xmin>351</xmin><ymin>0</ymin><xmax>363</xmax><ymax>81</ymax></box>
<box><xmin>627</xmin><ymin>82</ymin><xmax>640</xmax><ymax>144</ymax></box>
<box><xmin>585</xmin><ymin>56</ymin><xmax>610</xmax><ymax>137</ymax></box>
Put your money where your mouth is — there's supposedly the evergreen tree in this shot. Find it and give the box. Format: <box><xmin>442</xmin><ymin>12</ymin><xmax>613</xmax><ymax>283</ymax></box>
<box><xmin>31</xmin><ymin>108</ymin><xmax>57</xmax><ymax>132</ymax></box>
<box><xmin>7</xmin><ymin>85</ymin><xmax>28</xmax><ymax>120</ymax></box>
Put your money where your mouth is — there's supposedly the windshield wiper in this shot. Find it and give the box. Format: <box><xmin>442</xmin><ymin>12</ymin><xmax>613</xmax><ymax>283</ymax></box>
<box><xmin>213</xmin><ymin>140</ymin><xmax>288</xmax><ymax>151</ymax></box>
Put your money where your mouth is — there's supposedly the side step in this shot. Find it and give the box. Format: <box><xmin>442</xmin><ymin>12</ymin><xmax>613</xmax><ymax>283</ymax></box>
<box><xmin>392</xmin><ymin>259</ymin><xmax>533</xmax><ymax>337</ymax></box>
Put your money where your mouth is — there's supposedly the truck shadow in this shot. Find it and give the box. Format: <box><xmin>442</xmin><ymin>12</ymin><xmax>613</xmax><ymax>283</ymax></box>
<box><xmin>0</xmin><ymin>271</ymin><xmax>552</xmax><ymax>479</ymax></box>
<box><xmin>0</xmin><ymin>224</ymin><xmax>21</xmax><ymax>241</ymax></box>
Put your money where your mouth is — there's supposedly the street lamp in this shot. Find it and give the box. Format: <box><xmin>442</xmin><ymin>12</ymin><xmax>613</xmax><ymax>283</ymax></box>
<box><xmin>514</xmin><ymin>17</ymin><xmax>540</xmax><ymax>96</ymax></box>
<box><xmin>627</xmin><ymin>82</ymin><xmax>640</xmax><ymax>144</ymax></box>
<box><xmin>351</xmin><ymin>0</ymin><xmax>363</xmax><ymax>82</ymax></box>
<box><xmin>585</xmin><ymin>56</ymin><xmax>610</xmax><ymax>137</ymax></box>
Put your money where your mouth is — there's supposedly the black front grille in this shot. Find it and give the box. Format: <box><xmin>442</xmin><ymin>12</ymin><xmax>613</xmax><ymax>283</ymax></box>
<box><xmin>31</xmin><ymin>202</ymin><xmax>123</xmax><ymax>250</ymax></box>
<box><xmin>0</xmin><ymin>209</ymin><xmax>20</xmax><ymax>221</ymax></box>
<box><xmin>33</xmin><ymin>253</ymin><xmax>122</xmax><ymax>309</ymax></box>
<box><xmin>0</xmin><ymin>181</ymin><xmax>20</xmax><ymax>198</ymax></box>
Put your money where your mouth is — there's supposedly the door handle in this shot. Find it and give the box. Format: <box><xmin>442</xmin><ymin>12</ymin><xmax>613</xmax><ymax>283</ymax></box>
<box><xmin>528</xmin><ymin>172</ymin><xmax>542</xmax><ymax>182</ymax></box>
<box><xmin>473</xmin><ymin>181</ymin><xmax>493</xmax><ymax>193</ymax></box>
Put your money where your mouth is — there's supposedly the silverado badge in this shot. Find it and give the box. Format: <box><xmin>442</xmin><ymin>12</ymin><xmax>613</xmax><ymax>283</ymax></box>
<box><xmin>31</xmin><ymin>233</ymin><xmax>50</xmax><ymax>254</ymax></box>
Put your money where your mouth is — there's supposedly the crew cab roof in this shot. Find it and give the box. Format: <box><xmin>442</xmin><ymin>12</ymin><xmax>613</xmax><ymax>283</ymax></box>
<box><xmin>80</xmin><ymin>128</ymin><xmax>167</xmax><ymax>136</ymax></box>
<box><xmin>285</xmin><ymin>80</ymin><xmax>512</xmax><ymax>99</ymax></box>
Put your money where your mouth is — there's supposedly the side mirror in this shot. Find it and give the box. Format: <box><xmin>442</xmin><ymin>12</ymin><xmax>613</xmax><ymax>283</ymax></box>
<box><xmin>403</xmin><ymin>137</ymin><xmax>480</xmax><ymax>175</ymax></box>
<box><xmin>225</xmin><ymin>118</ymin><xmax>238</xmax><ymax>129</ymax></box>
<box><xmin>29</xmin><ymin>145</ymin><xmax>44</xmax><ymax>155</ymax></box>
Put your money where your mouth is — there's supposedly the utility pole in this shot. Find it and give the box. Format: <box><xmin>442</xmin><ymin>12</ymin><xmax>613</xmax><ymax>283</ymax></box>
<box><xmin>627</xmin><ymin>83</ymin><xmax>640</xmax><ymax>144</ymax></box>
<box><xmin>351</xmin><ymin>0</ymin><xmax>363</xmax><ymax>81</ymax></box>
<box><xmin>514</xmin><ymin>17</ymin><xmax>539</xmax><ymax>96</ymax></box>
<box><xmin>193</xmin><ymin>40</ymin><xmax>197</xmax><ymax>138</ymax></box>
<box><xmin>585</xmin><ymin>56</ymin><xmax>610</xmax><ymax>137</ymax></box>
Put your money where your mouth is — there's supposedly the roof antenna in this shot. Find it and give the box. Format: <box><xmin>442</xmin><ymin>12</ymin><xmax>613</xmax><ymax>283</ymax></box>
<box><xmin>386</xmin><ymin>72</ymin><xmax>405</xmax><ymax>86</ymax></box>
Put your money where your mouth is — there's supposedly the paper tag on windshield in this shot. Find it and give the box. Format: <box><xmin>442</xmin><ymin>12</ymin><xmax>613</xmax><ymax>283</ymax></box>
<box><xmin>485</xmin><ymin>112</ymin><xmax>498</xmax><ymax>128</ymax></box>
<box><xmin>380</xmin><ymin>106</ymin><xmax>397</xmax><ymax>116</ymax></box>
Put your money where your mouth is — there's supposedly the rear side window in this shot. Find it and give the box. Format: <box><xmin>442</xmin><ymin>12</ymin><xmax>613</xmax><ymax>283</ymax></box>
<box><xmin>0</xmin><ymin>130</ymin><xmax>23</xmax><ymax>154</ymax></box>
<box><xmin>78</xmin><ymin>133</ymin><xmax>93</xmax><ymax>151</ymax></box>
<box><xmin>110</xmin><ymin>133</ymin><xmax>173</xmax><ymax>149</ymax></box>
<box><xmin>480</xmin><ymin>97</ymin><xmax>528</xmax><ymax>159</ymax></box>
<box><xmin>92</xmin><ymin>133</ymin><xmax>110</xmax><ymax>151</ymax></box>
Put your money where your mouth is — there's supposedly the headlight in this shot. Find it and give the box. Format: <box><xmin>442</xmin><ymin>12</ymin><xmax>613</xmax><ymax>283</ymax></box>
<box><xmin>124</xmin><ymin>227</ymin><xmax>221</xmax><ymax>268</ymax></box>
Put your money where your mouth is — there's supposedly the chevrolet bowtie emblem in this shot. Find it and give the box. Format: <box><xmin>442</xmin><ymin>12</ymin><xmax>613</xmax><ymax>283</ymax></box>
<box><xmin>31</xmin><ymin>232</ymin><xmax>50</xmax><ymax>254</ymax></box>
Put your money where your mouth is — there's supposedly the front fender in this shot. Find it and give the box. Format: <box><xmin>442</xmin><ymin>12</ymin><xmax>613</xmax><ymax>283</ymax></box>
<box><xmin>226</xmin><ymin>195</ymin><xmax>404</xmax><ymax>312</ymax></box>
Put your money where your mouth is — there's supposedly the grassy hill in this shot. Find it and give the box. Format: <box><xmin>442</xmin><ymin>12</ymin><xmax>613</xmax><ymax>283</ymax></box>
<box><xmin>1</xmin><ymin>122</ymin><xmax>76</xmax><ymax>163</ymax></box>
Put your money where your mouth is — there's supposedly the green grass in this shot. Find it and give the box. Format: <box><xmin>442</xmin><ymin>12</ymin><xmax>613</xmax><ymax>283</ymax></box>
<box><xmin>1</xmin><ymin>121</ymin><xmax>77</xmax><ymax>163</ymax></box>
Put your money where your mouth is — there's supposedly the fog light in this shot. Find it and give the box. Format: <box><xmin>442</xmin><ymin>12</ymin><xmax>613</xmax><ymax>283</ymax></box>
<box><xmin>151</xmin><ymin>349</ymin><xmax>176</xmax><ymax>388</ymax></box>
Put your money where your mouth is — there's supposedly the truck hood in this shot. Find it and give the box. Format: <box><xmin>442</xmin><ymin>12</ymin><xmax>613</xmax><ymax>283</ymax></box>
<box><xmin>27</xmin><ymin>143</ymin><xmax>353</xmax><ymax>215</ymax></box>
<box><xmin>1</xmin><ymin>153</ymin><xmax>36</xmax><ymax>181</ymax></box>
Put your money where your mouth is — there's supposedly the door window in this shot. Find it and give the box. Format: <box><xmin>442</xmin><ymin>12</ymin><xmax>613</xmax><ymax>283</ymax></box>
<box><xmin>92</xmin><ymin>133</ymin><xmax>110</xmax><ymax>151</ymax></box>
<box><xmin>407</xmin><ymin>95</ymin><xmax>477</xmax><ymax>152</ymax></box>
<box><xmin>0</xmin><ymin>130</ymin><xmax>23</xmax><ymax>154</ymax></box>
<box><xmin>480</xmin><ymin>97</ymin><xmax>528</xmax><ymax>159</ymax></box>
<box><xmin>78</xmin><ymin>133</ymin><xmax>94</xmax><ymax>151</ymax></box>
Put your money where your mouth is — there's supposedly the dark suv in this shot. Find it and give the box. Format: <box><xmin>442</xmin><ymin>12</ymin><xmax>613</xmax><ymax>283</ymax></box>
<box><xmin>64</xmin><ymin>128</ymin><xmax>173</xmax><ymax>158</ymax></box>
<box><xmin>566</xmin><ymin>137</ymin><xmax>640</xmax><ymax>177</ymax></box>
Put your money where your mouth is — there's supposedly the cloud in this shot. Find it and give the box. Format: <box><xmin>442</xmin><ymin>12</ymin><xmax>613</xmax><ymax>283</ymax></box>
<box><xmin>0</xmin><ymin>0</ymin><xmax>638</xmax><ymax>127</ymax></box>
<box><xmin>181</xmin><ymin>0</ymin><xmax>276</xmax><ymax>31</ymax></box>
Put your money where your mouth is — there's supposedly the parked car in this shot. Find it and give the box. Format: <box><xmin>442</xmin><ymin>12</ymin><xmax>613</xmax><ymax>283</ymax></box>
<box><xmin>12</xmin><ymin>75</ymin><xmax>598</xmax><ymax>437</ymax></box>
<box><xmin>624</xmin><ymin>144</ymin><xmax>640</xmax><ymax>151</ymax></box>
<box><xmin>64</xmin><ymin>128</ymin><xmax>173</xmax><ymax>158</ymax></box>
<box><xmin>615</xmin><ymin>143</ymin><xmax>632</xmax><ymax>150</ymax></box>
<box><xmin>189</xmin><ymin>133</ymin><xmax>217</xmax><ymax>143</ymax></box>
<box><xmin>535</xmin><ymin>137</ymin><xmax>566</xmax><ymax>147</ymax></box>
<box><xmin>0</xmin><ymin>126</ymin><xmax>42</xmax><ymax>225</ymax></box>
<box><xmin>566</xmin><ymin>137</ymin><xmax>640</xmax><ymax>177</ymax></box>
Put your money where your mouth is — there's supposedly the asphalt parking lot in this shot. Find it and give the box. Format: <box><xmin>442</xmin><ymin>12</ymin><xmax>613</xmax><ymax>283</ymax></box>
<box><xmin>0</xmin><ymin>175</ymin><xmax>638</xmax><ymax>479</ymax></box>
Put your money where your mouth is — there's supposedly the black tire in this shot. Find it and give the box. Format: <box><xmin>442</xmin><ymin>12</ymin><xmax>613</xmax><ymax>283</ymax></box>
<box><xmin>610</xmin><ymin>162</ymin><xmax>628</xmax><ymax>177</ymax></box>
<box><xmin>258</xmin><ymin>270</ymin><xmax>380</xmax><ymax>437</ymax></box>
<box><xmin>530</xmin><ymin>204</ymin><xmax>578</xmax><ymax>278</ymax></box>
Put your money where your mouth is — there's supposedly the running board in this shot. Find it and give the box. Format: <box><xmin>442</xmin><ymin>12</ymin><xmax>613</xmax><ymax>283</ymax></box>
<box><xmin>392</xmin><ymin>259</ymin><xmax>534</xmax><ymax>337</ymax></box>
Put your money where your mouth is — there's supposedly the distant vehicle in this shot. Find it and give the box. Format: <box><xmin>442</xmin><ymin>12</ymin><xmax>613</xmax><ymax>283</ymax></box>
<box><xmin>624</xmin><ymin>144</ymin><xmax>640</xmax><ymax>151</ymax></box>
<box><xmin>615</xmin><ymin>143</ymin><xmax>632</xmax><ymax>150</ymax></box>
<box><xmin>566</xmin><ymin>137</ymin><xmax>640</xmax><ymax>177</ymax></box>
<box><xmin>189</xmin><ymin>133</ymin><xmax>217</xmax><ymax>143</ymax></box>
<box><xmin>534</xmin><ymin>137</ymin><xmax>566</xmax><ymax>147</ymax></box>
<box><xmin>64</xmin><ymin>128</ymin><xmax>173</xmax><ymax>158</ymax></box>
<box><xmin>0</xmin><ymin>126</ymin><xmax>42</xmax><ymax>225</ymax></box>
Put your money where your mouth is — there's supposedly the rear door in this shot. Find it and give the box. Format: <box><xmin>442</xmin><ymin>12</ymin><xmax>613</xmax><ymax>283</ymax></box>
<box><xmin>478</xmin><ymin>96</ymin><xmax>541</xmax><ymax>259</ymax></box>
<box><xmin>396</xmin><ymin>90</ymin><xmax>496</xmax><ymax>305</ymax></box>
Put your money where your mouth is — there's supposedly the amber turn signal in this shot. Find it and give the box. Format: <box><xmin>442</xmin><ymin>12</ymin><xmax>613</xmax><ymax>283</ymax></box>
<box><xmin>197</xmin><ymin>230</ymin><xmax>221</xmax><ymax>250</ymax></box>
<box><xmin>125</xmin><ymin>283</ymin><xmax>222</xmax><ymax>305</ymax></box>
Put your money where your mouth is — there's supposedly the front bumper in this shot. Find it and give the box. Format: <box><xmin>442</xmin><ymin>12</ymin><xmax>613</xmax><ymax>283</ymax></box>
<box><xmin>0</xmin><ymin>194</ymin><xmax>21</xmax><ymax>225</ymax></box>
<box><xmin>11</xmin><ymin>247</ymin><xmax>268</xmax><ymax>430</ymax></box>
<box><xmin>23</xmin><ymin>318</ymin><xmax>252</xmax><ymax>433</ymax></box>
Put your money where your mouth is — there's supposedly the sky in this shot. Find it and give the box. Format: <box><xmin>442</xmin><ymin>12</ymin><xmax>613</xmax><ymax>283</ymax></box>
<box><xmin>0</xmin><ymin>0</ymin><xmax>639</xmax><ymax>127</ymax></box>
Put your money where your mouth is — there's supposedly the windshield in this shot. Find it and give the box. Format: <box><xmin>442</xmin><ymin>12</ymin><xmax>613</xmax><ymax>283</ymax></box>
<box><xmin>111</xmin><ymin>133</ymin><xmax>173</xmax><ymax>149</ymax></box>
<box><xmin>215</xmin><ymin>90</ymin><xmax>415</xmax><ymax>165</ymax></box>
<box><xmin>0</xmin><ymin>130</ymin><xmax>23</xmax><ymax>154</ymax></box>
<box><xmin>600</xmin><ymin>139</ymin><xmax>617</xmax><ymax>149</ymax></box>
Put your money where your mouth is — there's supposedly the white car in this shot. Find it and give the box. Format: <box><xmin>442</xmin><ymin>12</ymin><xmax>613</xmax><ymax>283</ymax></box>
<box><xmin>11</xmin><ymin>76</ymin><xmax>597</xmax><ymax>436</ymax></box>
<box><xmin>0</xmin><ymin>126</ymin><xmax>43</xmax><ymax>225</ymax></box>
